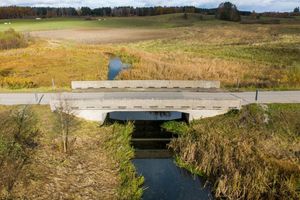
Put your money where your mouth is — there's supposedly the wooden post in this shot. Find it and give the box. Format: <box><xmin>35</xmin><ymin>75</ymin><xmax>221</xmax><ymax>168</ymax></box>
<box><xmin>236</xmin><ymin>78</ymin><xmax>240</xmax><ymax>91</ymax></box>
<box><xmin>52</xmin><ymin>78</ymin><xmax>55</xmax><ymax>90</ymax></box>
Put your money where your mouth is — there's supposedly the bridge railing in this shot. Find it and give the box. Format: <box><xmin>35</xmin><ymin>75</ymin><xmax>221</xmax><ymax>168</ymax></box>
<box><xmin>71</xmin><ymin>80</ymin><xmax>220</xmax><ymax>90</ymax></box>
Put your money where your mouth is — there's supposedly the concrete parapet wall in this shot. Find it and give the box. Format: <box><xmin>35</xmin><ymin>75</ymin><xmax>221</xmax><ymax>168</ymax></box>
<box><xmin>72</xmin><ymin>80</ymin><xmax>221</xmax><ymax>90</ymax></box>
<box><xmin>50</xmin><ymin>99</ymin><xmax>241</xmax><ymax>111</ymax></box>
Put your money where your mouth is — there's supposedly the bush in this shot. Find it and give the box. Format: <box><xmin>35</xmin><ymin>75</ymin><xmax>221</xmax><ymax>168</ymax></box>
<box><xmin>0</xmin><ymin>107</ymin><xmax>38</xmax><ymax>198</ymax></box>
<box><xmin>216</xmin><ymin>2</ymin><xmax>241</xmax><ymax>22</ymax></box>
<box><xmin>0</xmin><ymin>28</ymin><xmax>28</xmax><ymax>50</ymax></box>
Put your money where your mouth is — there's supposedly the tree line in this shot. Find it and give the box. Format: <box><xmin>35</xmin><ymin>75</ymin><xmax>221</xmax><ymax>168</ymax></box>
<box><xmin>0</xmin><ymin>6</ymin><xmax>248</xmax><ymax>19</ymax></box>
<box><xmin>1</xmin><ymin>4</ymin><xmax>299</xmax><ymax>19</ymax></box>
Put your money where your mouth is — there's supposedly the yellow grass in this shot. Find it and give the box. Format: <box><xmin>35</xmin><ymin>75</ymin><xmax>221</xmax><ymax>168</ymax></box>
<box><xmin>0</xmin><ymin>18</ymin><xmax>300</xmax><ymax>90</ymax></box>
<box><xmin>118</xmin><ymin>24</ymin><xmax>300</xmax><ymax>89</ymax></box>
<box><xmin>0</xmin><ymin>40</ymin><xmax>110</xmax><ymax>88</ymax></box>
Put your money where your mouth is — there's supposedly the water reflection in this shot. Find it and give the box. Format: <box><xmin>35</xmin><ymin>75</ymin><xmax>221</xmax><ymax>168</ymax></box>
<box><xmin>109</xmin><ymin>111</ymin><xmax>182</xmax><ymax>121</ymax></box>
<box><xmin>105</xmin><ymin>79</ymin><xmax>212</xmax><ymax>199</ymax></box>
<box><xmin>108</xmin><ymin>57</ymin><xmax>130</xmax><ymax>80</ymax></box>
<box><xmin>133</xmin><ymin>159</ymin><xmax>213</xmax><ymax>200</ymax></box>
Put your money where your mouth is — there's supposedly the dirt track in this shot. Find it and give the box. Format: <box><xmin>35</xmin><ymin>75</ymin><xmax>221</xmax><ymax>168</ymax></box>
<box><xmin>30</xmin><ymin>28</ymin><xmax>174</xmax><ymax>43</ymax></box>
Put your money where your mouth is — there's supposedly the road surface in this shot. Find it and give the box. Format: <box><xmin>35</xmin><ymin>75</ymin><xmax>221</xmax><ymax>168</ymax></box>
<box><xmin>0</xmin><ymin>91</ymin><xmax>299</xmax><ymax>106</ymax></box>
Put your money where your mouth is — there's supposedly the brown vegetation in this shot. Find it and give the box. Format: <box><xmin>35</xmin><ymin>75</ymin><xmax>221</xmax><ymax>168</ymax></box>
<box><xmin>0</xmin><ymin>106</ymin><xmax>142</xmax><ymax>199</ymax></box>
<box><xmin>167</xmin><ymin>104</ymin><xmax>300</xmax><ymax>199</ymax></box>
<box><xmin>118</xmin><ymin>24</ymin><xmax>300</xmax><ymax>89</ymax></box>
<box><xmin>0</xmin><ymin>16</ymin><xmax>299</xmax><ymax>90</ymax></box>
<box><xmin>0</xmin><ymin>106</ymin><xmax>38</xmax><ymax>198</ymax></box>
<box><xmin>0</xmin><ymin>41</ymin><xmax>109</xmax><ymax>89</ymax></box>
<box><xmin>0</xmin><ymin>29</ymin><xmax>28</xmax><ymax>50</ymax></box>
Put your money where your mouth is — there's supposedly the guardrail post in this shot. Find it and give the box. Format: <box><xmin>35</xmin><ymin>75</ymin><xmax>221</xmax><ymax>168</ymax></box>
<box><xmin>255</xmin><ymin>89</ymin><xmax>259</xmax><ymax>102</ymax></box>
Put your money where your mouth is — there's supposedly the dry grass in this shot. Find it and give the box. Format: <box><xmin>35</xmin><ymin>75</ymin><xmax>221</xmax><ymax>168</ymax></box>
<box><xmin>0</xmin><ymin>40</ymin><xmax>110</xmax><ymax>89</ymax></box>
<box><xmin>0</xmin><ymin>18</ymin><xmax>300</xmax><ymax>90</ymax></box>
<box><xmin>0</xmin><ymin>29</ymin><xmax>28</xmax><ymax>50</ymax></box>
<box><xmin>118</xmin><ymin>24</ymin><xmax>300</xmax><ymax>89</ymax></box>
<box><xmin>167</xmin><ymin>104</ymin><xmax>300</xmax><ymax>199</ymax></box>
<box><xmin>0</xmin><ymin>106</ymin><xmax>142</xmax><ymax>200</ymax></box>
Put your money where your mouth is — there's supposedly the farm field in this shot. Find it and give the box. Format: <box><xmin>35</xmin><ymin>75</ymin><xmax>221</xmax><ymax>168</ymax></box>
<box><xmin>0</xmin><ymin>10</ymin><xmax>300</xmax><ymax>200</ymax></box>
<box><xmin>0</xmin><ymin>14</ymin><xmax>300</xmax><ymax>91</ymax></box>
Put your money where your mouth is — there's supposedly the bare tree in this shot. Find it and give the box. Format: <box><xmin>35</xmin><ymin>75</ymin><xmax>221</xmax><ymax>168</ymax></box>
<box><xmin>54</xmin><ymin>100</ymin><xmax>77</xmax><ymax>153</ymax></box>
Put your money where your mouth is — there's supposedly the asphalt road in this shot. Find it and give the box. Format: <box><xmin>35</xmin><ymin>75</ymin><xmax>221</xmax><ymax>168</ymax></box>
<box><xmin>0</xmin><ymin>91</ymin><xmax>299</xmax><ymax>106</ymax></box>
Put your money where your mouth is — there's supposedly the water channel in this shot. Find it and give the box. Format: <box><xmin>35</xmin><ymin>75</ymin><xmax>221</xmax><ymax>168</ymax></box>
<box><xmin>108</xmin><ymin>57</ymin><xmax>130</xmax><ymax>80</ymax></box>
<box><xmin>108</xmin><ymin>58</ymin><xmax>212</xmax><ymax>200</ymax></box>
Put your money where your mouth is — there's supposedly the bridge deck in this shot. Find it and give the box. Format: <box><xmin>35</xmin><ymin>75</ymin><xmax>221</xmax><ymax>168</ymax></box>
<box><xmin>1</xmin><ymin>91</ymin><xmax>300</xmax><ymax>106</ymax></box>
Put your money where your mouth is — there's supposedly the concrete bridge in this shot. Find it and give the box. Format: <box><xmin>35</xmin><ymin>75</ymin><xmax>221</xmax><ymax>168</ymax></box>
<box><xmin>50</xmin><ymin>92</ymin><xmax>241</xmax><ymax>124</ymax></box>
<box><xmin>1</xmin><ymin>80</ymin><xmax>300</xmax><ymax>124</ymax></box>
<box><xmin>52</xmin><ymin>80</ymin><xmax>238</xmax><ymax>124</ymax></box>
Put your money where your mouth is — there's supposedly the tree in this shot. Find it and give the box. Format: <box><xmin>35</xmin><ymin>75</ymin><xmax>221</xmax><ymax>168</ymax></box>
<box><xmin>80</xmin><ymin>7</ymin><xmax>92</xmax><ymax>16</ymax></box>
<box><xmin>216</xmin><ymin>2</ymin><xmax>241</xmax><ymax>22</ymax></box>
<box><xmin>250</xmin><ymin>10</ymin><xmax>260</xmax><ymax>19</ymax></box>
<box><xmin>54</xmin><ymin>100</ymin><xmax>77</xmax><ymax>153</ymax></box>
<box><xmin>294</xmin><ymin>7</ymin><xmax>300</xmax><ymax>13</ymax></box>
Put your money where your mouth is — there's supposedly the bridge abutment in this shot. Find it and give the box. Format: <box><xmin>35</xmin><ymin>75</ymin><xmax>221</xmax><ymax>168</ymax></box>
<box><xmin>73</xmin><ymin>110</ymin><xmax>108</xmax><ymax>125</ymax></box>
<box><xmin>184</xmin><ymin>110</ymin><xmax>229</xmax><ymax>122</ymax></box>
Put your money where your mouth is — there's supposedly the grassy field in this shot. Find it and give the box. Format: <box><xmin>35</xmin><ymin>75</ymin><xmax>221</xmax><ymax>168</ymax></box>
<box><xmin>119</xmin><ymin>19</ymin><xmax>300</xmax><ymax>89</ymax></box>
<box><xmin>0</xmin><ymin>105</ymin><xmax>143</xmax><ymax>199</ymax></box>
<box><xmin>164</xmin><ymin>104</ymin><xmax>300</xmax><ymax>199</ymax></box>
<box><xmin>0</xmin><ymin>14</ymin><xmax>208</xmax><ymax>31</ymax></box>
<box><xmin>0</xmin><ymin>14</ymin><xmax>299</xmax><ymax>90</ymax></box>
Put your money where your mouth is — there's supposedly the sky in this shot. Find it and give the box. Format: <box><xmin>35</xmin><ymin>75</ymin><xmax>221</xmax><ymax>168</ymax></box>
<box><xmin>0</xmin><ymin>0</ymin><xmax>299</xmax><ymax>12</ymax></box>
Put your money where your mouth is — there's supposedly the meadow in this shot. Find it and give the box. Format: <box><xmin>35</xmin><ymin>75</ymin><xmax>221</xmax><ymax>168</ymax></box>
<box><xmin>0</xmin><ymin>13</ymin><xmax>299</xmax><ymax>90</ymax></box>
<box><xmin>0</xmin><ymin>14</ymin><xmax>207</xmax><ymax>31</ymax></box>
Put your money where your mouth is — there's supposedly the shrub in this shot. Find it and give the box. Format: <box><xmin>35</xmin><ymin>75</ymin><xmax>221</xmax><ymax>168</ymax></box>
<box><xmin>0</xmin><ymin>28</ymin><xmax>28</xmax><ymax>50</ymax></box>
<box><xmin>114</xmin><ymin>48</ymin><xmax>141</xmax><ymax>65</ymax></box>
<box><xmin>0</xmin><ymin>76</ymin><xmax>37</xmax><ymax>89</ymax></box>
<box><xmin>216</xmin><ymin>2</ymin><xmax>241</xmax><ymax>22</ymax></box>
<box><xmin>0</xmin><ymin>107</ymin><xmax>38</xmax><ymax>197</ymax></box>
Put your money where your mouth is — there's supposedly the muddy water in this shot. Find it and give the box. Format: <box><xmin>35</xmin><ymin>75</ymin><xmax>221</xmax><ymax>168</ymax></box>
<box><xmin>109</xmin><ymin>112</ymin><xmax>213</xmax><ymax>200</ymax></box>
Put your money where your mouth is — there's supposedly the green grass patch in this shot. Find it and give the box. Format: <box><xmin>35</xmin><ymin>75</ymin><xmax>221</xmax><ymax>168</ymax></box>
<box><xmin>104</xmin><ymin>123</ymin><xmax>144</xmax><ymax>200</ymax></box>
<box><xmin>0</xmin><ymin>14</ymin><xmax>210</xmax><ymax>32</ymax></box>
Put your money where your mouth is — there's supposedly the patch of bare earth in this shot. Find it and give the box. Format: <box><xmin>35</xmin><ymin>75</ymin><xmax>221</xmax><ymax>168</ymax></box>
<box><xmin>30</xmin><ymin>28</ymin><xmax>174</xmax><ymax>44</ymax></box>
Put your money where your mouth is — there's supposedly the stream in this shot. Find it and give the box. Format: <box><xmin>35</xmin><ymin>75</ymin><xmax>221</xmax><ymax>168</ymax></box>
<box><xmin>108</xmin><ymin>58</ymin><xmax>212</xmax><ymax>200</ymax></box>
